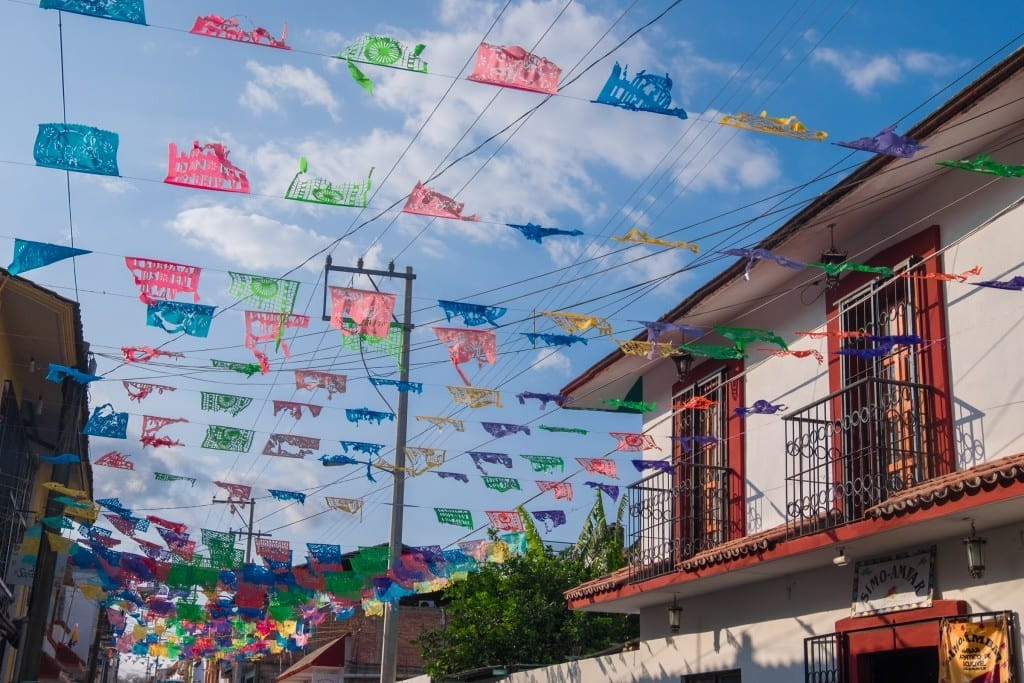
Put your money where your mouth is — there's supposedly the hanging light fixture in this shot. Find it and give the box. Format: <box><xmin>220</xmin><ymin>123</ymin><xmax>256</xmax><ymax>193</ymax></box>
<box><xmin>833</xmin><ymin>547</ymin><xmax>851</xmax><ymax>567</ymax></box>
<box><xmin>819</xmin><ymin>223</ymin><xmax>848</xmax><ymax>290</ymax></box>
<box><xmin>667</xmin><ymin>595</ymin><xmax>682</xmax><ymax>634</ymax></box>
<box><xmin>963</xmin><ymin>521</ymin><xmax>986</xmax><ymax>579</ymax></box>
<box><xmin>28</xmin><ymin>356</ymin><xmax>37</xmax><ymax>374</ymax></box>
<box><xmin>670</xmin><ymin>352</ymin><xmax>694</xmax><ymax>378</ymax></box>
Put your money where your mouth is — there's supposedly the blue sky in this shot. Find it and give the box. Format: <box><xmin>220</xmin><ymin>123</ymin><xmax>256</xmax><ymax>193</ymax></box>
<box><xmin>2</xmin><ymin>0</ymin><xmax>1022</xmax><ymax>561</ymax></box>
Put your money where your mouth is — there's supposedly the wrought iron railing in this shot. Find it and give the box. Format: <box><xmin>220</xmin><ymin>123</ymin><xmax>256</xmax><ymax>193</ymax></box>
<box><xmin>626</xmin><ymin>461</ymin><xmax>732</xmax><ymax>584</ymax></box>
<box><xmin>784</xmin><ymin>377</ymin><xmax>941</xmax><ymax>537</ymax></box>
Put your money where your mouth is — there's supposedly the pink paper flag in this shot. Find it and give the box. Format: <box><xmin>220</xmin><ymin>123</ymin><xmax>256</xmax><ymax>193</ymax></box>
<box><xmin>95</xmin><ymin>451</ymin><xmax>134</xmax><ymax>470</ymax></box>
<box><xmin>468</xmin><ymin>42</ymin><xmax>561</xmax><ymax>95</ymax></box>
<box><xmin>485</xmin><ymin>510</ymin><xmax>525</xmax><ymax>532</ymax></box>
<box><xmin>243</xmin><ymin>311</ymin><xmax>310</xmax><ymax>374</ymax></box>
<box><xmin>140</xmin><ymin>416</ymin><xmax>188</xmax><ymax>448</ymax></box>
<box><xmin>122</xmin><ymin>381</ymin><xmax>176</xmax><ymax>402</ymax></box>
<box><xmin>402</xmin><ymin>181</ymin><xmax>479</xmax><ymax>221</ymax></box>
<box><xmin>254</xmin><ymin>537</ymin><xmax>291</xmax><ymax>562</ymax></box>
<box><xmin>432</xmin><ymin>327</ymin><xmax>497</xmax><ymax>385</ymax></box>
<box><xmin>123</xmin><ymin>257</ymin><xmax>201</xmax><ymax>305</ymax></box>
<box><xmin>121</xmin><ymin>346</ymin><xmax>184</xmax><ymax>363</ymax></box>
<box><xmin>189</xmin><ymin>14</ymin><xmax>290</xmax><ymax>49</ymax></box>
<box><xmin>609</xmin><ymin>432</ymin><xmax>662</xmax><ymax>452</ymax></box>
<box><xmin>536</xmin><ymin>480</ymin><xmax>573</xmax><ymax>500</ymax></box>
<box><xmin>576</xmin><ymin>457</ymin><xmax>618</xmax><ymax>478</ymax></box>
<box><xmin>328</xmin><ymin>287</ymin><xmax>397</xmax><ymax>339</ymax></box>
<box><xmin>164</xmin><ymin>141</ymin><xmax>250</xmax><ymax>194</ymax></box>
<box><xmin>294</xmin><ymin>369</ymin><xmax>347</xmax><ymax>398</ymax></box>
<box><xmin>272</xmin><ymin>400</ymin><xmax>323</xmax><ymax>420</ymax></box>
<box><xmin>214</xmin><ymin>481</ymin><xmax>252</xmax><ymax>507</ymax></box>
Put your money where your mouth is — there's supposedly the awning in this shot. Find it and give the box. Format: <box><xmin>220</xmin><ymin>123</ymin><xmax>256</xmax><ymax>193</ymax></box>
<box><xmin>276</xmin><ymin>636</ymin><xmax>346</xmax><ymax>682</ymax></box>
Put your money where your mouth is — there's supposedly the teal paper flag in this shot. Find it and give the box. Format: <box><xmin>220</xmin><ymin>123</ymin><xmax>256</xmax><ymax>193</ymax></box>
<box><xmin>8</xmin><ymin>239</ymin><xmax>91</xmax><ymax>276</ymax></box>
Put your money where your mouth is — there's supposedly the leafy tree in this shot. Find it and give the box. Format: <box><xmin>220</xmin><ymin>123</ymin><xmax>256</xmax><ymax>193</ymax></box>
<box><xmin>416</xmin><ymin>496</ymin><xmax>637</xmax><ymax>680</ymax></box>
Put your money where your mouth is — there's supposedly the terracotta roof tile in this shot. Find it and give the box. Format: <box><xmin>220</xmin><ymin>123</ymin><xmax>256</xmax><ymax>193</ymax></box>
<box><xmin>679</xmin><ymin>523</ymin><xmax>788</xmax><ymax>571</ymax></box>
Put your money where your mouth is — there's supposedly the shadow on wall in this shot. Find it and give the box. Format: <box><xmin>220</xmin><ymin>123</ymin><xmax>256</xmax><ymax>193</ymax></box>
<box><xmin>953</xmin><ymin>397</ymin><xmax>986</xmax><ymax>470</ymax></box>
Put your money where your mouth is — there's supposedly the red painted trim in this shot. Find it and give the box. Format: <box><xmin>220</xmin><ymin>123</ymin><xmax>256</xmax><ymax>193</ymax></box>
<box><xmin>835</xmin><ymin>599</ymin><xmax>967</xmax><ymax>633</ymax></box>
<box><xmin>567</xmin><ymin>476</ymin><xmax>1024</xmax><ymax>610</ymax></box>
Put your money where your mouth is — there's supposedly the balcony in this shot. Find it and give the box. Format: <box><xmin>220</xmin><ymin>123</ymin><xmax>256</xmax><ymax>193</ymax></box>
<box><xmin>784</xmin><ymin>377</ymin><xmax>943</xmax><ymax>537</ymax></box>
<box><xmin>625</xmin><ymin>460</ymin><xmax>732</xmax><ymax>584</ymax></box>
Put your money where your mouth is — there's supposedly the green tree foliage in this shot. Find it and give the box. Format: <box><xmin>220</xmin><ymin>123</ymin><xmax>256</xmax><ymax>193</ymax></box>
<box><xmin>416</xmin><ymin>496</ymin><xmax>637</xmax><ymax>680</ymax></box>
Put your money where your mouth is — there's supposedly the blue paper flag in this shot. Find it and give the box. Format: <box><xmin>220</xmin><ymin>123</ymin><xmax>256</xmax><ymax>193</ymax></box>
<box><xmin>437</xmin><ymin>300</ymin><xmax>508</xmax><ymax>327</ymax></box>
<box><xmin>522</xmin><ymin>332</ymin><xmax>587</xmax><ymax>347</ymax></box>
<box><xmin>33</xmin><ymin>123</ymin><xmax>120</xmax><ymax>176</ymax></box>
<box><xmin>39</xmin><ymin>453</ymin><xmax>80</xmax><ymax>465</ymax></box>
<box><xmin>146</xmin><ymin>301</ymin><xmax>215</xmax><ymax>338</ymax></box>
<box><xmin>8</xmin><ymin>239</ymin><xmax>91</xmax><ymax>276</ymax></box>
<box><xmin>506</xmin><ymin>222</ymin><xmax>583</xmax><ymax>244</ymax></box>
<box><xmin>40</xmin><ymin>0</ymin><xmax>147</xmax><ymax>25</ymax></box>
<box><xmin>46</xmin><ymin>363</ymin><xmax>102</xmax><ymax>384</ymax></box>
<box><xmin>592</xmin><ymin>62</ymin><xmax>688</xmax><ymax>119</ymax></box>
<box><xmin>83</xmin><ymin>404</ymin><xmax>128</xmax><ymax>439</ymax></box>
<box><xmin>267</xmin><ymin>489</ymin><xmax>306</xmax><ymax>505</ymax></box>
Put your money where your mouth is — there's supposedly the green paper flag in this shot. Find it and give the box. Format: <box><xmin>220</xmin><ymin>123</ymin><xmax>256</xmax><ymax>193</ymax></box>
<box><xmin>435</xmin><ymin>507</ymin><xmax>474</xmax><ymax>529</ymax></box>
<box><xmin>200</xmin><ymin>392</ymin><xmax>253</xmax><ymax>417</ymax></box>
<box><xmin>154</xmin><ymin>472</ymin><xmax>196</xmax><ymax>486</ymax></box>
<box><xmin>807</xmin><ymin>262</ymin><xmax>895</xmax><ymax>278</ymax></box>
<box><xmin>679</xmin><ymin>342</ymin><xmax>747</xmax><ymax>360</ymax></box>
<box><xmin>347</xmin><ymin>58</ymin><xmax>374</xmax><ymax>94</ymax></box>
<box><xmin>482</xmin><ymin>476</ymin><xmax>521</xmax><ymax>493</ymax></box>
<box><xmin>211</xmin><ymin>359</ymin><xmax>262</xmax><ymax>377</ymax></box>
<box><xmin>520</xmin><ymin>454</ymin><xmax>564</xmax><ymax>473</ymax></box>
<box><xmin>538</xmin><ymin>424</ymin><xmax>588</xmax><ymax>435</ymax></box>
<box><xmin>715</xmin><ymin>326</ymin><xmax>788</xmax><ymax>352</ymax></box>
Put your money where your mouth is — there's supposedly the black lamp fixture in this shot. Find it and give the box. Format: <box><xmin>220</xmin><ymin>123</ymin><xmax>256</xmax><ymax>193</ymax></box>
<box><xmin>670</xmin><ymin>352</ymin><xmax>694</xmax><ymax>379</ymax></box>
<box><xmin>819</xmin><ymin>223</ymin><xmax>848</xmax><ymax>290</ymax></box>
<box><xmin>667</xmin><ymin>595</ymin><xmax>682</xmax><ymax>634</ymax></box>
<box><xmin>963</xmin><ymin>520</ymin><xmax>986</xmax><ymax>579</ymax></box>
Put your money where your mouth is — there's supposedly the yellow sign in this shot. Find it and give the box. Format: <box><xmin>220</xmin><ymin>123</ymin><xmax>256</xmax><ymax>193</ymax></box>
<box><xmin>940</xmin><ymin>616</ymin><xmax>1011</xmax><ymax>682</ymax></box>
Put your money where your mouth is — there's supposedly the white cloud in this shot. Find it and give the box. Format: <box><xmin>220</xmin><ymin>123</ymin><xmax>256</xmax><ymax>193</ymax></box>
<box><xmin>812</xmin><ymin>46</ymin><xmax>967</xmax><ymax>95</ymax></box>
<box><xmin>532</xmin><ymin>348</ymin><xmax>571</xmax><ymax>376</ymax></box>
<box><xmin>239</xmin><ymin>61</ymin><xmax>342</xmax><ymax>121</ymax></box>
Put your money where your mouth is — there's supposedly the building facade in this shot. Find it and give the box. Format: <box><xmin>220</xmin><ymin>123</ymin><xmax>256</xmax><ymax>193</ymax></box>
<box><xmin>519</xmin><ymin>46</ymin><xmax>1024</xmax><ymax>682</ymax></box>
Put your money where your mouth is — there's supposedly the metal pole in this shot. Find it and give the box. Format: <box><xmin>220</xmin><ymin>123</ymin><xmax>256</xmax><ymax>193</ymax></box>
<box><xmin>246</xmin><ymin>498</ymin><xmax>255</xmax><ymax>563</ymax></box>
<box><xmin>379</xmin><ymin>266</ymin><xmax>414</xmax><ymax>683</ymax></box>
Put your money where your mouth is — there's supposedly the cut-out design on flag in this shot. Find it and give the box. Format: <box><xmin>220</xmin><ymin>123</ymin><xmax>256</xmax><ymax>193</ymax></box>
<box><xmin>402</xmin><ymin>181</ymin><xmax>479</xmax><ymax>221</ymax></box>
<box><xmin>437</xmin><ymin>300</ymin><xmax>507</xmax><ymax>327</ymax></box>
<box><xmin>325</xmin><ymin>497</ymin><xmax>363</xmax><ymax>515</ymax></box>
<box><xmin>639</xmin><ymin>320</ymin><xmax>704</xmax><ymax>341</ymax></box>
<box><xmin>536</xmin><ymin>481</ymin><xmax>573</xmax><ymax>500</ymax></box>
<box><xmin>674</xmin><ymin>396</ymin><xmax>718</xmax><ymax>411</ymax></box>
<box><xmin>523</xmin><ymin>332</ymin><xmax>586</xmax><ymax>348</ymax></box>
<box><xmin>405</xmin><ymin>446</ymin><xmax>445</xmax><ymax>475</ymax></box>
<box><xmin>105</xmin><ymin>514</ymin><xmax>141</xmax><ymax>537</ymax></box>
<box><xmin>319</xmin><ymin>454</ymin><xmax>360</xmax><ymax>467</ymax></box>
<box><xmin>481</xmin><ymin>422</ymin><xmax>530</xmax><ymax>438</ymax></box>
<box><xmin>506</xmin><ymin>222</ymin><xmax>583</xmax><ymax>243</ymax></box>
<box><xmin>720</xmin><ymin>110</ymin><xmax>827</xmax><ymax>141</ymax></box>
<box><xmin>532</xmin><ymin>510</ymin><xmax>566</xmax><ymax>532</ymax></box>
<box><xmin>521</xmin><ymin>454</ymin><xmax>564</xmax><ymax>473</ymax></box>
<box><xmin>146</xmin><ymin>301</ymin><xmax>214</xmax><ymax>338</ymax></box>
<box><xmin>719</xmin><ymin>247</ymin><xmax>804</xmax><ymax>280</ymax></box>
<box><xmin>228</xmin><ymin>272</ymin><xmax>299</xmax><ymax>314</ymax></box>
<box><xmin>610</xmin><ymin>432</ymin><xmax>661</xmax><ymax>452</ymax></box>
<box><xmin>164</xmin><ymin>141</ymin><xmax>250</xmax><ymax>193</ymax></box>
<box><xmin>8</xmin><ymin>239</ymin><xmax>90</xmax><ymax>276</ymax></box>
<box><xmin>616</xmin><ymin>339</ymin><xmax>678</xmax><ymax>359</ymax></box>
<box><xmin>835</xmin><ymin>125</ymin><xmax>924</xmax><ymax>158</ymax></box>
<box><xmin>435</xmin><ymin>508</ymin><xmax>473</xmax><ymax>529</ymax></box>
<box><xmin>338</xmin><ymin>318</ymin><xmax>404</xmax><ymax>365</ymax></box>
<box><xmin>715</xmin><ymin>325</ymin><xmax>787</xmax><ymax>352</ymax></box>
<box><xmin>263</xmin><ymin>434</ymin><xmax>320</xmax><ymax>459</ymax></box>
<box><xmin>213</xmin><ymin>481</ymin><xmax>251</xmax><ymax>509</ymax></box>
<box><xmin>593</xmin><ymin>62</ymin><xmax>687</xmax><ymax>119</ymax></box>
<box><xmin>612</xmin><ymin>227</ymin><xmax>699</xmax><ymax>254</ymax></box>
<box><xmin>899</xmin><ymin>265</ymin><xmax>982</xmax><ymax>282</ymax></box>
<box><xmin>469</xmin><ymin>451</ymin><xmax>512</xmax><ymax>474</ymax></box>
<box><xmin>632</xmin><ymin>459</ymin><xmax>673</xmax><ymax>474</ymax></box>
<box><xmin>434</xmin><ymin>471</ymin><xmax>469</xmax><ymax>483</ymax></box>
<box><xmin>124</xmin><ymin>257</ymin><xmax>201</xmax><ymax>306</ymax></box>
<box><xmin>340</xmin><ymin>34</ymin><xmax>428</xmax><ymax>72</ymax></box>
<box><xmin>516</xmin><ymin>391</ymin><xmax>570</xmax><ymax>409</ymax></box>
<box><xmin>585</xmin><ymin>481</ymin><xmax>620</xmax><ymax>501</ymax></box>
<box><xmin>345</xmin><ymin>408</ymin><xmax>395</xmax><ymax>426</ymax></box>
<box><xmin>83</xmin><ymin>404</ymin><xmax>128</xmax><ymax>439</ymax></box>
<box><xmin>806</xmin><ymin>261</ymin><xmax>894</xmax><ymax>278</ymax></box>
<box><xmin>434</xmin><ymin>327</ymin><xmax>497</xmax><ymax>385</ymax></box>
<box><xmin>795</xmin><ymin>330</ymin><xmax>869</xmax><ymax>340</ymax></box>
<box><xmin>210</xmin><ymin>358</ymin><xmax>262</xmax><ymax>377</ymax></box>
<box><xmin>937</xmin><ymin>152</ymin><xmax>1024</xmax><ymax>178</ymax></box>
<box><xmin>448</xmin><ymin>385</ymin><xmax>502</xmax><ymax>409</ymax></box>
<box><xmin>40</xmin><ymin>0</ymin><xmax>146</xmax><ymax>24</ymax></box>
<box><xmin>329</xmin><ymin>287</ymin><xmax>397</xmax><ymax>339</ymax></box>
<box><xmin>244</xmin><ymin>311</ymin><xmax>310</xmax><ymax>373</ymax></box>
<box><xmin>338</xmin><ymin>441</ymin><xmax>384</xmax><ymax>456</ymax></box>
<box><xmin>482</xmin><ymin>476</ymin><xmax>520</xmax><ymax>492</ymax></box>
<box><xmin>368</xmin><ymin>377</ymin><xmax>422</xmax><ymax>394</ymax></box>
<box><xmin>734</xmin><ymin>400</ymin><xmax>788</xmax><ymax>418</ymax></box>
<box><xmin>201</xmin><ymin>425</ymin><xmax>254</xmax><ymax>452</ymax></box>
<box><xmin>468</xmin><ymin>42</ymin><xmax>561</xmax><ymax>94</ymax></box>
<box><xmin>538</xmin><ymin>424</ymin><xmax>587</xmax><ymax>435</ymax></box>
<box><xmin>189</xmin><ymin>14</ymin><xmax>290</xmax><ymax>49</ymax></box>
<box><xmin>294</xmin><ymin>369</ymin><xmax>347</xmax><ymax>398</ymax></box>
<box><xmin>284</xmin><ymin>157</ymin><xmax>373</xmax><ymax>207</ymax></box>
<box><xmin>272</xmin><ymin>400</ymin><xmax>322</xmax><ymax>419</ymax></box>
<box><xmin>140</xmin><ymin>416</ymin><xmax>187</xmax><ymax>448</ymax></box>
<box><xmin>679</xmin><ymin>342</ymin><xmax>747</xmax><ymax>360</ymax></box>
<box><xmin>415</xmin><ymin>415</ymin><xmax>464</xmax><ymax>432</ymax></box>
<box><xmin>603</xmin><ymin>399</ymin><xmax>656</xmax><ymax>412</ymax></box>
<box><xmin>253</xmin><ymin>537</ymin><xmax>290</xmax><ymax>563</ymax></box>
<box><xmin>838</xmin><ymin>334</ymin><xmax>923</xmax><ymax>359</ymax></box>
<box><xmin>972</xmin><ymin>275</ymin><xmax>1024</xmax><ymax>290</ymax></box>
<box><xmin>757</xmin><ymin>348</ymin><xmax>824</xmax><ymax>364</ymax></box>
<box><xmin>268</xmin><ymin>489</ymin><xmax>306</xmax><ymax>504</ymax></box>
<box><xmin>670</xmin><ymin>435</ymin><xmax>720</xmax><ymax>453</ymax></box>
<box><xmin>33</xmin><ymin>123</ymin><xmax>119</xmax><ymax>176</ymax></box>
<box><xmin>123</xmin><ymin>346</ymin><xmax>184</xmax><ymax>364</ymax></box>
<box><xmin>122</xmin><ymin>381</ymin><xmax>174</xmax><ymax>402</ymax></box>
<box><xmin>540</xmin><ymin>311</ymin><xmax>613</xmax><ymax>337</ymax></box>
<box><xmin>95</xmin><ymin>451</ymin><xmax>133</xmax><ymax>470</ymax></box>
<box><xmin>46</xmin><ymin>363</ymin><xmax>101</xmax><ymax>384</ymax></box>
<box><xmin>576</xmin><ymin>458</ymin><xmax>618</xmax><ymax>478</ymax></box>
<box><xmin>200</xmin><ymin>392</ymin><xmax>253</xmax><ymax>417</ymax></box>
<box><xmin>486</xmin><ymin>510</ymin><xmax>525</xmax><ymax>532</ymax></box>
<box><xmin>153</xmin><ymin>472</ymin><xmax>196</xmax><ymax>486</ymax></box>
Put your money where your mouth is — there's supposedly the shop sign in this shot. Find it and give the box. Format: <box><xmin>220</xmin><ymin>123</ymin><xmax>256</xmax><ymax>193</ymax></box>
<box><xmin>940</xmin><ymin>616</ymin><xmax>1011</xmax><ymax>682</ymax></box>
<box><xmin>851</xmin><ymin>547</ymin><xmax>934</xmax><ymax>616</ymax></box>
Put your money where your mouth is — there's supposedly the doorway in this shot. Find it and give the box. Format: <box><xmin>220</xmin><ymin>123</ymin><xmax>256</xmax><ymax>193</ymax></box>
<box><xmin>858</xmin><ymin>646</ymin><xmax>938</xmax><ymax>682</ymax></box>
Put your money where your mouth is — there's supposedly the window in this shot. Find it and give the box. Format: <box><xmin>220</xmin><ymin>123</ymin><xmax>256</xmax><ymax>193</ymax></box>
<box><xmin>683</xmin><ymin>669</ymin><xmax>741</xmax><ymax>683</ymax></box>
